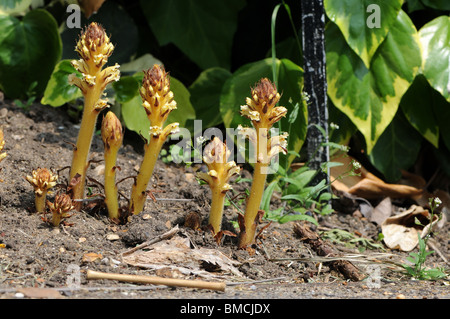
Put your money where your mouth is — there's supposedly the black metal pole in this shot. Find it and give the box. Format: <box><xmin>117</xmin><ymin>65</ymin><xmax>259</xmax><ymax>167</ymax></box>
<box><xmin>300</xmin><ymin>0</ymin><xmax>330</xmax><ymax>185</ymax></box>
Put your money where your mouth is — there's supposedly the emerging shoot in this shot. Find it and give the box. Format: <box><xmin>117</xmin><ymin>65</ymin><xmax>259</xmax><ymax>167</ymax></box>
<box><xmin>129</xmin><ymin>64</ymin><xmax>179</xmax><ymax>215</ymax></box>
<box><xmin>101</xmin><ymin>111</ymin><xmax>124</xmax><ymax>221</ymax></box>
<box><xmin>26</xmin><ymin>168</ymin><xmax>58</xmax><ymax>213</ymax></box>
<box><xmin>47</xmin><ymin>193</ymin><xmax>74</xmax><ymax>227</ymax></box>
<box><xmin>68</xmin><ymin>22</ymin><xmax>120</xmax><ymax>210</ymax></box>
<box><xmin>238</xmin><ymin>78</ymin><xmax>288</xmax><ymax>249</ymax></box>
<box><xmin>197</xmin><ymin>137</ymin><xmax>240</xmax><ymax>236</ymax></box>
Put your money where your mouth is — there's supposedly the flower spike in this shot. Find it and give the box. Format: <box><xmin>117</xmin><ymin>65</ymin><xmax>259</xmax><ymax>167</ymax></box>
<box><xmin>129</xmin><ymin>64</ymin><xmax>179</xmax><ymax>215</ymax></box>
<box><xmin>238</xmin><ymin>78</ymin><xmax>289</xmax><ymax>249</ymax></box>
<box><xmin>197</xmin><ymin>137</ymin><xmax>240</xmax><ymax>236</ymax></box>
<box><xmin>68</xmin><ymin>22</ymin><xmax>121</xmax><ymax>210</ymax></box>
<box><xmin>26</xmin><ymin>168</ymin><xmax>58</xmax><ymax>213</ymax></box>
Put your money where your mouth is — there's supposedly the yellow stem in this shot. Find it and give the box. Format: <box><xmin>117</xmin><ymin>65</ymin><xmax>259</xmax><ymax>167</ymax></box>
<box><xmin>52</xmin><ymin>213</ymin><xmax>61</xmax><ymax>227</ymax></box>
<box><xmin>104</xmin><ymin>146</ymin><xmax>120</xmax><ymax>220</ymax></box>
<box><xmin>69</xmin><ymin>87</ymin><xmax>102</xmax><ymax>209</ymax></box>
<box><xmin>35</xmin><ymin>190</ymin><xmax>47</xmax><ymax>213</ymax></box>
<box><xmin>208</xmin><ymin>186</ymin><xmax>226</xmax><ymax>235</ymax></box>
<box><xmin>239</xmin><ymin>161</ymin><xmax>268</xmax><ymax>248</ymax></box>
<box><xmin>130</xmin><ymin>135</ymin><xmax>164</xmax><ymax>214</ymax></box>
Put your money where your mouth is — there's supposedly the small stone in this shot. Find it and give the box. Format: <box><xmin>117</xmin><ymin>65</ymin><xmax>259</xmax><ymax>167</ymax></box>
<box><xmin>396</xmin><ymin>294</ymin><xmax>406</xmax><ymax>299</ymax></box>
<box><xmin>79</xmin><ymin>237</ymin><xmax>86</xmax><ymax>243</ymax></box>
<box><xmin>106</xmin><ymin>233</ymin><xmax>120</xmax><ymax>241</ymax></box>
<box><xmin>15</xmin><ymin>292</ymin><xmax>24</xmax><ymax>298</ymax></box>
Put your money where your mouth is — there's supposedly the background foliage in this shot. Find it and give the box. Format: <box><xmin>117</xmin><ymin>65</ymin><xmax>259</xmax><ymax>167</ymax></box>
<box><xmin>0</xmin><ymin>0</ymin><xmax>449</xmax><ymax>184</ymax></box>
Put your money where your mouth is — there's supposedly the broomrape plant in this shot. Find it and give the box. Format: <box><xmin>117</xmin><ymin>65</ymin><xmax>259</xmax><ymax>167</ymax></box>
<box><xmin>237</xmin><ymin>78</ymin><xmax>289</xmax><ymax>249</ymax></box>
<box><xmin>47</xmin><ymin>193</ymin><xmax>74</xmax><ymax>227</ymax></box>
<box><xmin>101</xmin><ymin>111</ymin><xmax>124</xmax><ymax>221</ymax></box>
<box><xmin>129</xmin><ymin>65</ymin><xmax>179</xmax><ymax>215</ymax></box>
<box><xmin>67</xmin><ymin>22</ymin><xmax>120</xmax><ymax>210</ymax></box>
<box><xmin>197</xmin><ymin>137</ymin><xmax>240</xmax><ymax>237</ymax></box>
<box><xmin>26</xmin><ymin>168</ymin><xmax>58</xmax><ymax>213</ymax></box>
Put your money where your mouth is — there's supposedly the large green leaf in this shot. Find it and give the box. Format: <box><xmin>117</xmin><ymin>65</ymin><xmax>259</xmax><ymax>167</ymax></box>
<box><xmin>420</xmin><ymin>0</ymin><xmax>450</xmax><ymax>10</ymax></box>
<box><xmin>324</xmin><ymin>0</ymin><xmax>403</xmax><ymax>68</ymax></box>
<box><xmin>219</xmin><ymin>58</ymin><xmax>307</xmax><ymax>169</ymax></box>
<box><xmin>419</xmin><ymin>16</ymin><xmax>450</xmax><ymax>103</ymax></box>
<box><xmin>41</xmin><ymin>60</ymin><xmax>82</xmax><ymax>107</ymax></box>
<box><xmin>369</xmin><ymin>110</ymin><xmax>423</xmax><ymax>182</ymax></box>
<box><xmin>0</xmin><ymin>9</ymin><xmax>61</xmax><ymax>99</ymax></box>
<box><xmin>189</xmin><ymin>67</ymin><xmax>232</xmax><ymax>129</ymax></box>
<box><xmin>326</xmin><ymin>10</ymin><xmax>422</xmax><ymax>153</ymax></box>
<box><xmin>0</xmin><ymin>0</ymin><xmax>32</xmax><ymax>15</ymax></box>
<box><xmin>118</xmin><ymin>73</ymin><xmax>195</xmax><ymax>141</ymax></box>
<box><xmin>400</xmin><ymin>75</ymin><xmax>441</xmax><ymax>148</ymax></box>
<box><xmin>140</xmin><ymin>0</ymin><xmax>245</xmax><ymax>70</ymax></box>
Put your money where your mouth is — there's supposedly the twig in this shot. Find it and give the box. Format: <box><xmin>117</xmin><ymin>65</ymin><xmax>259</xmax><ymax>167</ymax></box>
<box><xmin>293</xmin><ymin>222</ymin><xmax>365</xmax><ymax>281</ymax></box>
<box><xmin>86</xmin><ymin>270</ymin><xmax>226</xmax><ymax>291</ymax></box>
<box><xmin>121</xmin><ymin>225</ymin><xmax>180</xmax><ymax>257</ymax></box>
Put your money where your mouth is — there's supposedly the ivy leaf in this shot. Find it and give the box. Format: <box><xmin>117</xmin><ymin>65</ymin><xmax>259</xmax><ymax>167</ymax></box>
<box><xmin>0</xmin><ymin>0</ymin><xmax>32</xmax><ymax>15</ymax></box>
<box><xmin>419</xmin><ymin>16</ymin><xmax>450</xmax><ymax>103</ymax></box>
<box><xmin>400</xmin><ymin>75</ymin><xmax>441</xmax><ymax>148</ymax></box>
<box><xmin>324</xmin><ymin>0</ymin><xmax>403</xmax><ymax>68</ymax></box>
<box><xmin>140</xmin><ymin>0</ymin><xmax>245</xmax><ymax>70</ymax></box>
<box><xmin>189</xmin><ymin>67</ymin><xmax>232</xmax><ymax>129</ymax></box>
<box><xmin>41</xmin><ymin>60</ymin><xmax>82</xmax><ymax>107</ymax></box>
<box><xmin>0</xmin><ymin>9</ymin><xmax>62</xmax><ymax>99</ymax></box>
<box><xmin>326</xmin><ymin>10</ymin><xmax>422</xmax><ymax>153</ymax></box>
<box><xmin>369</xmin><ymin>110</ymin><xmax>423</xmax><ymax>182</ymax></box>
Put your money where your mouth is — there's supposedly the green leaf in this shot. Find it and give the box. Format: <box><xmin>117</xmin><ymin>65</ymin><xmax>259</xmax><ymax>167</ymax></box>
<box><xmin>189</xmin><ymin>67</ymin><xmax>232</xmax><ymax>129</ymax></box>
<box><xmin>260</xmin><ymin>180</ymin><xmax>279</xmax><ymax>212</ymax></box>
<box><xmin>326</xmin><ymin>10</ymin><xmax>422</xmax><ymax>153</ymax></box>
<box><xmin>0</xmin><ymin>9</ymin><xmax>62</xmax><ymax>99</ymax></box>
<box><xmin>369</xmin><ymin>110</ymin><xmax>423</xmax><ymax>182</ymax></box>
<box><xmin>324</xmin><ymin>0</ymin><xmax>403</xmax><ymax>68</ymax></box>
<box><xmin>140</xmin><ymin>0</ymin><xmax>245</xmax><ymax>70</ymax></box>
<box><xmin>0</xmin><ymin>0</ymin><xmax>32</xmax><ymax>15</ymax></box>
<box><xmin>419</xmin><ymin>16</ymin><xmax>450</xmax><ymax>103</ymax></box>
<box><xmin>120</xmin><ymin>74</ymin><xmax>195</xmax><ymax>141</ymax></box>
<box><xmin>279</xmin><ymin>211</ymin><xmax>318</xmax><ymax>225</ymax></box>
<box><xmin>420</xmin><ymin>0</ymin><xmax>450</xmax><ymax>10</ymax></box>
<box><xmin>400</xmin><ymin>75</ymin><xmax>441</xmax><ymax>148</ymax></box>
<box><xmin>113</xmin><ymin>76</ymin><xmax>140</xmax><ymax>104</ymax></box>
<box><xmin>41</xmin><ymin>60</ymin><xmax>82</xmax><ymax>107</ymax></box>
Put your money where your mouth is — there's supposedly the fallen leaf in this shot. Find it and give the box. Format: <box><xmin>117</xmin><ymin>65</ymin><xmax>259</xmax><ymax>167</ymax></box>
<box><xmin>369</xmin><ymin>197</ymin><xmax>393</xmax><ymax>226</ymax></box>
<box><xmin>381</xmin><ymin>205</ymin><xmax>440</xmax><ymax>251</ymax></box>
<box><xmin>122</xmin><ymin>235</ymin><xmax>242</xmax><ymax>279</ymax></box>
<box><xmin>330</xmin><ymin>155</ymin><xmax>423</xmax><ymax>200</ymax></box>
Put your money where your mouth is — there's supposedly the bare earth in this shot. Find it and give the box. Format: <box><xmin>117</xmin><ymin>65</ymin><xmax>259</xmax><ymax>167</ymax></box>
<box><xmin>0</xmin><ymin>100</ymin><xmax>448</xmax><ymax>309</ymax></box>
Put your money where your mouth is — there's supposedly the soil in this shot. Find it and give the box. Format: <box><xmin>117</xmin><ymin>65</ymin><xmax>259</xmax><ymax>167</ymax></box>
<box><xmin>0</xmin><ymin>99</ymin><xmax>449</xmax><ymax>303</ymax></box>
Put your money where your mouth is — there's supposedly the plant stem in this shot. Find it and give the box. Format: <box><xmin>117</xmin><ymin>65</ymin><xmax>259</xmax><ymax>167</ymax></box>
<box><xmin>130</xmin><ymin>136</ymin><xmax>164</xmax><ymax>214</ymax></box>
<box><xmin>35</xmin><ymin>191</ymin><xmax>47</xmax><ymax>213</ymax></box>
<box><xmin>239</xmin><ymin>161</ymin><xmax>268</xmax><ymax>248</ymax></box>
<box><xmin>209</xmin><ymin>186</ymin><xmax>226</xmax><ymax>235</ymax></box>
<box><xmin>104</xmin><ymin>148</ymin><xmax>120</xmax><ymax>220</ymax></box>
<box><xmin>69</xmin><ymin>88</ymin><xmax>101</xmax><ymax>210</ymax></box>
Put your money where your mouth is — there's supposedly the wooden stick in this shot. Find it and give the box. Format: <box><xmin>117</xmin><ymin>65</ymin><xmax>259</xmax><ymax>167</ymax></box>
<box><xmin>86</xmin><ymin>270</ymin><xmax>226</xmax><ymax>291</ymax></box>
<box><xmin>293</xmin><ymin>222</ymin><xmax>365</xmax><ymax>281</ymax></box>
